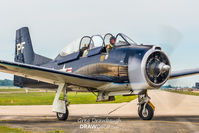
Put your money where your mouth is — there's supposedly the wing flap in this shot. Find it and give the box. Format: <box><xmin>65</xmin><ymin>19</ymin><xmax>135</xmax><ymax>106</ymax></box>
<box><xmin>0</xmin><ymin>60</ymin><xmax>110</xmax><ymax>88</ymax></box>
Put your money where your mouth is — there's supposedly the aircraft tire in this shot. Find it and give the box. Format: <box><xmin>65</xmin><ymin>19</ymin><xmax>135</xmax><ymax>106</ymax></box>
<box><xmin>56</xmin><ymin>107</ymin><xmax>69</xmax><ymax>121</ymax></box>
<box><xmin>138</xmin><ymin>103</ymin><xmax>154</xmax><ymax>120</ymax></box>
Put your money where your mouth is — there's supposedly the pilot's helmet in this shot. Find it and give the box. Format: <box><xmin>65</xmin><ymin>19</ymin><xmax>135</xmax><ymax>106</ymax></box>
<box><xmin>110</xmin><ymin>36</ymin><xmax>116</xmax><ymax>45</ymax></box>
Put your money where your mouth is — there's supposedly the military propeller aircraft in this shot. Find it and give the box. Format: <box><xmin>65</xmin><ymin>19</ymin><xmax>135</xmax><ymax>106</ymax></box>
<box><xmin>0</xmin><ymin>27</ymin><xmax>199</xmax><ymax>120</ymax></box>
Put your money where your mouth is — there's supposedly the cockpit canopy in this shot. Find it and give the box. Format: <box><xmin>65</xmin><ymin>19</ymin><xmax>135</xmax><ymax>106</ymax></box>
<box><xmin>60</xmin><ymin>33</ymin><xmax>137</xmax><ymax>56</ymax></box>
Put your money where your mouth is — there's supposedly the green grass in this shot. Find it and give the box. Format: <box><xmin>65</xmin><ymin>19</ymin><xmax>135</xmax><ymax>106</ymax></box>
<box><xmin>0</xmin><ymin>126</ymin><xmax>32</xmax><ymax>133</ymax></box>
<box><xmin>165</xmin><ymin>89</ymin><xmax>199</xmax><ymax>96</ymax></box>
<box><xmin>0</xmin><ymin>89</ymin><xmax>25</xmax><ymax>92</ymax></box>
<box><xmin>0</xmin><ymin>88</ymin><xmax>41</xmax><ymax>92</ymax></box>
<box><xmin>47</xmin><ymin>130</ymin><xmax>64</xmax><ymax>133</ymax></box>
<box><xmin>0</xmin><ymin>90</ymin><xmax>137</xmax><ymax>105</ymax></box>
<box><xmin>0</xmin><ymin>125</ymin><xmax>65</xmax><ymax>133</ymax></box>
<box><xmin>0</xmin><ymin>92</ymin><xmax>55</xmax><ymax>105</ymax></box>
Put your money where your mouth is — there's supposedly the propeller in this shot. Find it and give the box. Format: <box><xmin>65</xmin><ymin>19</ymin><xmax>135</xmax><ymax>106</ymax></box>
<box><xmin>157</xmin><ymin>26</ymin><xmax>184</xmax><ymax>91</ymax></box>
<box><xmin>128</xmin><ymin>25</ymin><xmax>183</xmax><ymax>110</ymax></box>
<box><xmin>157</xmin><ymin>26</ymin><xmax>185</xmax><ymax>109</ymax></box>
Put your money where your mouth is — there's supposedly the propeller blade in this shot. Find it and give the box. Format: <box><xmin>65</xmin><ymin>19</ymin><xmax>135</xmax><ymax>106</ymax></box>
<box><xmin>157</xmin><ymin>25</ymin><xmax>183</xmax><ymax>55</ymax></box>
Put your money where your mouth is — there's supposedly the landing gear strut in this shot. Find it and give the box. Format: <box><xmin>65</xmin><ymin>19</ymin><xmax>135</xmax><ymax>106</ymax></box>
<box><xmin>53</xmin><ymin>83</ymin><xmax>70</xmax><ymax>121</ymax></box>
<box><xmin>138</xmin><ymin>91</ymin><xmax>155</xmax><ymax>120</ymax></box>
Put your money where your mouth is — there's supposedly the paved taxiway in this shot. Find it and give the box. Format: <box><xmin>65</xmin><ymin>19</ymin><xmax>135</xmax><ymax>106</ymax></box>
<box><xmin>0</xmin><ymin>90</ymin><xmax>199</xmax><ymax>133</ymax></box>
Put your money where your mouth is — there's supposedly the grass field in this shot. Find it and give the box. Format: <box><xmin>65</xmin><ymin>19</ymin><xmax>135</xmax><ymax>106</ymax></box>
<box><xmin>0</xmin><ymin>126</ymin><xmax>32</xmax><ymax>133</ymax></box>
<box><xmin>0</xmin><ymin>89</ymin><xmax>25</xmax><ymax>92</ymax></box>
<box><xmin>0</xmin><ymin>88</ymin><xmax>41</xmax><ymax>92</ymax></box>
<box><xmin>0</xmin><ymin>89</ymin><xmax>137</xmax><ymax>105</ymax></box>
<box><xmin>0</xmin><ymin>126</ymin><xmax>64</xmax><ymax>133</ymax></box>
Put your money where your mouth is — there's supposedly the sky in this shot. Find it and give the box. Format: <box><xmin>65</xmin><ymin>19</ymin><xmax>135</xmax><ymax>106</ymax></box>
<box><xmin>0</xmin><ymin>0</ymin><xmax>199</xmax><ymax>87</ymax></box>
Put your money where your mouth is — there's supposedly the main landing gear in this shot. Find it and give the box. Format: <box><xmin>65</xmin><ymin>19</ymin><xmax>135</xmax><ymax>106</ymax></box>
<box><xmin>138</xmin><ymin>90</ymin><xmax>155</xmax><ymax>120</ymax></box>
<box><xmin>52</xmin><ymin>83</ymin><xmax>70</xmax><ymax>121</ymax></box>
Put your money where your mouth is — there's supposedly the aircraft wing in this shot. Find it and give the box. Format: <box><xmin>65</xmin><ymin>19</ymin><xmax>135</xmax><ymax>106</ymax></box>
<box><xmin>0</xmin><ymin>60</ymin><xmax>111</xmax><ymax>88</ymax></box>
<box><xmin>169</xmin><ymin>68</ymin><xmax>199</xmax><ymax>79</ymax></box>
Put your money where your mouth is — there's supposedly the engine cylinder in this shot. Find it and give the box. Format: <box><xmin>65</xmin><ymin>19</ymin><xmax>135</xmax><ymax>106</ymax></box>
<box><xmin>144</xmin><ymin>51</ymin><xmax>170</xmax><ymax>88</ymax></box>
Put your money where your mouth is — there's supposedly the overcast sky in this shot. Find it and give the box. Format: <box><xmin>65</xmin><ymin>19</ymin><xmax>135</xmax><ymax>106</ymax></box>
<box><xmin>0</xmin><ymin>0</ymin><xmax>199</xmax><ymax>87</ymax></box>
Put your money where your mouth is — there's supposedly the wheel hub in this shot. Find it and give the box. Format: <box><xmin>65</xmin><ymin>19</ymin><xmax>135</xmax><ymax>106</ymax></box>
<box><xmin>142</xmin><ymin>108</ymin><xmax>149</xmax><ymax>117</ymax></box>
<box><xmin>58</xmin><ymin>113</ymin><xmax>64</xmax><ymax>118</ymax></box>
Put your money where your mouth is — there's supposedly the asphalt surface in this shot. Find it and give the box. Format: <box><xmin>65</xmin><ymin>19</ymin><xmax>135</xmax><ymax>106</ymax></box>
<box><xmin>1</xmin><ymin>90</ymin><xmax>199</xmax><ymax>133</ymax></box>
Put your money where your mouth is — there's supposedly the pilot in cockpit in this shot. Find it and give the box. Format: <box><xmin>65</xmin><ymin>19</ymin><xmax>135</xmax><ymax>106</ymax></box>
<box><xmin>80</xmin><ymin>43</ymin><xmax>89</xmax><ymax>57</ymax></box>
<box><xmin>106</xmin><ymin>36</ymin><xmax>115</xmax><ymax>53</ymax></box>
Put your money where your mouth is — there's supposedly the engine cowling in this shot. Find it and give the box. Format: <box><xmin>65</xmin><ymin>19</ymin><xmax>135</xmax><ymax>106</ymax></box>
<box><xmin>128</xmin><ymin>46</ymin><xmax>171</xmax><ymax>90</ymax></box>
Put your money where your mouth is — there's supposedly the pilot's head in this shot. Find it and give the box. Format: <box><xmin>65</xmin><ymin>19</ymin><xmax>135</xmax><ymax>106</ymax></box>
<box><xmin>110</xmin><ymin>36</ymin><xmax>116</xmax><ymax>45</ymax></box>
<box><xmin>83</xmin><ymin>43</ymin><xmax>87</xmax><ymax>47</ymax></box>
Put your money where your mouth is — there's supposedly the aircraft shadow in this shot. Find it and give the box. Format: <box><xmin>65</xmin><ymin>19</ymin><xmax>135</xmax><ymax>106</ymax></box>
<box><xmin>69</xmin><ymin>115</ymin><xmax>199</xmax><ymax>123</ymax></box>
<box><xmin>1</xmin><ymin>115</ymin><xmax>199</xmax><ymax>124</ymax></box>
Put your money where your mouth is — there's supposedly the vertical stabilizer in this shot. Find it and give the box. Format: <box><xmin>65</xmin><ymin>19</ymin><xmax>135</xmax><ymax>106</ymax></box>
<box><xmin>15</xmin><ymin>27</ymin><xmax>34</xmax><ymax>64</ymax></box>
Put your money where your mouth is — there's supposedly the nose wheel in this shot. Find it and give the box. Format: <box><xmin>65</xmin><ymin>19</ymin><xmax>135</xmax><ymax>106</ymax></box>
<box><xmin>138</xmin><ymin>91</ymin><xmax>155</xmax><ymax>120</ymax></box>
<box><xmin>57</xmin><ymin>106</ymin><xmax>69</xmax><ymax>120</ymax></box>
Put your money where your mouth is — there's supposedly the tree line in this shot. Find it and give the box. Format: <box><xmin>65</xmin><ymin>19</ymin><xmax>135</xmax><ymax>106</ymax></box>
<box><xmin>0</xmin><ymin>79</ymin><xmax>13</xmax><ymax>86</ymax></box>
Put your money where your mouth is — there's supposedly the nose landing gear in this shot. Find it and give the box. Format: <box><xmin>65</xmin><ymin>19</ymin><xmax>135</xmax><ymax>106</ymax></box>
<box><xmin>138</xmin><ymin>91</ymin><xmax>155</xmax><ymax>120</ymax></box>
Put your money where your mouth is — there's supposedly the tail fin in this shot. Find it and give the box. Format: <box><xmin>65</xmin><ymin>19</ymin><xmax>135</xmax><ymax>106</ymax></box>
<box><xmin>15</xmin><ymin>27</ymin><xmax>34</xmax><ymax>64</ymax></box>
<box><xmin>14</xmin><ymin>27</ymin><xmax>52</xmax><ymax>65</ymax></box>
<box><xmin>14</xmin><ymin>27</ymin><xmax>52</xmax><ymax>87</ymax></box>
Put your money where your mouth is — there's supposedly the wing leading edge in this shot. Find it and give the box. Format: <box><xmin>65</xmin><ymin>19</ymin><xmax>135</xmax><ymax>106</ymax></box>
<box><xmin>0</xmin><ymin>60</ymin><xmax>111</xmax><ymax>88</ymax></box>
<box><xmin>170</xmin><ymin>68</ymin><xmax>199</xmax><ymax>79</ymax></box>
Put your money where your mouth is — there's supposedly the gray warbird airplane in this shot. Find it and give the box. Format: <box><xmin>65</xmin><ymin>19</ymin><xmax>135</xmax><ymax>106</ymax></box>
<box><xmin>0</xmin><ymin>27</ymin><xmax>198</xmax><ymax>120</ymax></box>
